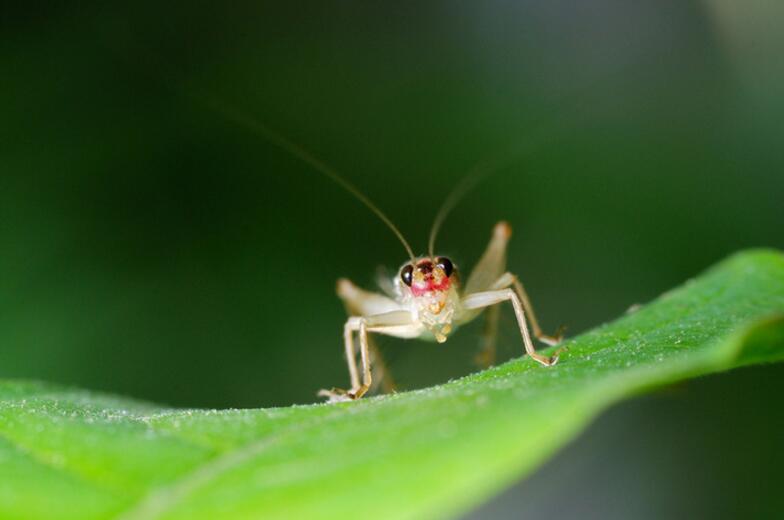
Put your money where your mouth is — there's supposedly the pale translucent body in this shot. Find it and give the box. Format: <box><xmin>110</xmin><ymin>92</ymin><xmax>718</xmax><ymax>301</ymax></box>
<box><xmin>321</xmin><ymin>221</ymin><xmax>563</xmax><ymax>402</ymax></box>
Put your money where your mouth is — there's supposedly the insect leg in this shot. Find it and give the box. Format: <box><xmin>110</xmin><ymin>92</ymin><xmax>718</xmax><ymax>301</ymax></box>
<box><xmin>475</xmin><ymin>303</ymin><xmax>500</xmax><ymax>368</ymax></box>
<box><xmin>368</xmin><ymin>338</ymin><xmax>397</xmax><ymax>393</ymax></box>
<box><xmin>343</xmin><ymin>318</ymin><xmax>360</xmax><ymax>390</ymax></box>
<box><xmin>336</xmin><ymin>278</ymin><xmax>402</xmax><ymax>394</ymax></box>
<box><xmin>462</xmin><ymin>221</ymin><xmax>511</xmax><ymax>363</ymax></box>
<box><xmin>463</xmin><ymin>221</ymin><xmax>512</xmax><ymax>296</ymax></box>
<box><xmin>489</xmin><ymin>272</ymin><xmax>564</xmax><ymax>346</ymax></box>
<box><xmin>336</xmin><ymin>277</ymin><xmax>403</xmax><ymax>320</ymax></box>
<box><xmin>354</xmin><ymin>318</ymin><xmax>372</xmax><ymax>399</ymax></box>
<box><xmin>462</xmin><ymin>289</ymin><xmax>560</xmax><ymax>366</ymax></box>
<box><xmin>319</xmin><ymin>310</ymin><xmax>414</xmax><ymax>402</ymax></box>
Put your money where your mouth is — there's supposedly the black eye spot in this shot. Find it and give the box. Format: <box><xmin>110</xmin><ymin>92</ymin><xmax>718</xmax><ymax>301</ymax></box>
<box><xmin>418</xmin><ymin>261</ymin><xmax>433</xmax><ymax>275</ymax></box>
<box><xmin>437</xmin><ymin>257</ymin><xmax>454</xmax><ymax>277</ymax></box>
<box><xmin>400</xmin><ymin>264</ymin><xmax>414</xmax><ymax>286</ymax></box>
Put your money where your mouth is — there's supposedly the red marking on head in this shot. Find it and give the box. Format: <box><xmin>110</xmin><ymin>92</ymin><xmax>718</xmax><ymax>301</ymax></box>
<box><xmin>410</xmin><ymin>261</ymin><xmax>452</xmax><ymax>297</ymax></box>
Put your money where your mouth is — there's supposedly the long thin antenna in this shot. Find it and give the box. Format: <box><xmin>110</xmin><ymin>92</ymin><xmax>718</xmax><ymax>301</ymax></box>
<box><xmin>426</xmin><ymin>126</ymin><xmax>559</xmax><ymax>258</ymax></box>
<box><xmin>427</xmin><ymin>169</ymin><xmax>487</xmax><ymax>259</ymax></box>
<box><xmin>426</xmin><ymin>64</ymin><xmax>628</xmax><ymax>257</ymax></box>
<box><xmin>195</xmin><ymin>95</ymin><xmax>416</xmax><ymax>262</ymax></box>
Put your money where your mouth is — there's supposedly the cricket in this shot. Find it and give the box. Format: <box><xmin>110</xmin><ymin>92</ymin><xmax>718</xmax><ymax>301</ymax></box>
<box><xmin>208</xmin><ymin>100</ymin><xmax>566</xmax><ymax>403</ymax></box>
<box><xmin>320</xmin><ymin>217</ymin><xmax>565</xmax><ymax>403</ymax></box>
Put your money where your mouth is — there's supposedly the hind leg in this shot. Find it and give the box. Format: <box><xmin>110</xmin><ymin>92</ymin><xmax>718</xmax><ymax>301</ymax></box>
<box><xmin>475</xmin><ymin>304</ymin><xmax>500</xmax><ymax>368</ymax></box>
<box><xmin>368</xmin><ymin>338</ymin><xmax>397</xmax><ymax>393</ymax></box>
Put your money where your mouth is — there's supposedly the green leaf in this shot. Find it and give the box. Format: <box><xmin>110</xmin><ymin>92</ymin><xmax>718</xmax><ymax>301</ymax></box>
<box><xmin>1</xmin><ymin>249</ymin><xmax>783</xmax><ymax>520</ymax></box>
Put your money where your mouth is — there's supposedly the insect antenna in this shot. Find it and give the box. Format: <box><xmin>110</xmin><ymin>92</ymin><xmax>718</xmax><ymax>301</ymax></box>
<box><xmin>426</xmin><ymin>53</ymin><xmax>645</xmax><ymax>258</ymax></box>
<box><xmin>427</xmin><ymin>86</ymin><xmax>613</xmax><ymax>258</ymax></box>
<box><xmin>427</xmin><ymin>169</ymin><xmax>488</xmax><ymax>259</ymax></box>
<box><xmin>196</xmin><ymin>95</ymin><xmax>416</xmax><ymax>262</ymax></box>
<box><xmin>427</xmin><ymin>137</ymin><xmax>537</xmax><ymax>259</ymax></box>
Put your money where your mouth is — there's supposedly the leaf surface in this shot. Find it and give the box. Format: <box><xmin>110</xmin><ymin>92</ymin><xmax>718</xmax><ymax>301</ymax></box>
<box><xmin>1</xmin><ymin>250</ymin><xmax>783</xmax><ymax>519</ymax></box>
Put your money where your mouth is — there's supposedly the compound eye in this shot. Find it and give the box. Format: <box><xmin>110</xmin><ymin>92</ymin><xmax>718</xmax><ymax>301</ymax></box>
<box><xmin>400</xmin><ymin>264</ymin><xmax>414</xmax><ymax>286</ymax></box>
<box><xmin>436</xmin><ymin>257</ymin><xmax>454</xmax><ymax>277</ymax></box>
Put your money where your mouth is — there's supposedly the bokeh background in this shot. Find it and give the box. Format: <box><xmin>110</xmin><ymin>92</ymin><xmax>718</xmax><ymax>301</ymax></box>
<box><xmin>2</xmin><ymin>2</ymin><xmax>783</xmax><ymax>518</ymax></box>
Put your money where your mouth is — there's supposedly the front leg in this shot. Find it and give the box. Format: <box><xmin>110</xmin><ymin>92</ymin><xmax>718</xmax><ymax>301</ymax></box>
<box><xmin>489</xmin><ymin>272</ymin><xmax>564</xmax><ymax>346</ymax></box>
<box><xmin>462</xmin><ymin>289</ymin><xmax>561</xmax><ymax>366</ymax></box>
<box><xmin>319</xmin><ymin>310</ymin><xmax>414</xmax><ymax>402</ymax></box>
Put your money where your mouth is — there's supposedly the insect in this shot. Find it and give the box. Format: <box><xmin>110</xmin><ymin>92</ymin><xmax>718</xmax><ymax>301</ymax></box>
<box><xmin>203</xmin><ymin>98</ymin><xmax>566</xmax><ymax>403</ymax></box>
<box><xmin>319</xmin><ymin>211</ymin><xmax>565</xmax><ymax>403</ymax></box>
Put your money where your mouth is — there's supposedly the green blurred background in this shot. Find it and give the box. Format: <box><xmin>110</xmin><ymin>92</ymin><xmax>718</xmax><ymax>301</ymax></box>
<box><xmin>2</xmin><ymin>2</ymin><xmax>783</xmax><ymax>518</ymax></box>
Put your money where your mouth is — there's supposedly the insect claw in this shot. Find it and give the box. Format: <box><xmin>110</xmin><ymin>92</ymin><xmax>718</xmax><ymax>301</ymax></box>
<box><xmin>554</xmin><ymin>324</ymin><xmax>568</xmax><ymax>341</ymax></box>
<box><xmin>317</xmin><ymin>388</ymin><xmax>354</xmax><ymax>403</ymax></box>
<box><xmin>547</xmin><ymin>345</ymin><xmax>569</xmax><ymax>366</ymax></box>
<box><xmin>538</xmin><ymin>325</ymin><xmax>567</xmax><ymax>346</ymax></box>
<box><xmin>348</xmin><ymin>384</ymin><xmax>370</xmax><ymax>400</ymax></box>
<box><xmin>318</xmin><ymin>384</ymin><xmax>371</xmax><ymax>403</ymax></box>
